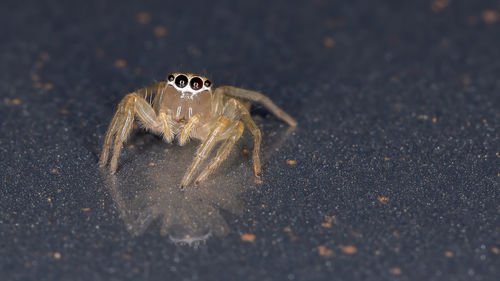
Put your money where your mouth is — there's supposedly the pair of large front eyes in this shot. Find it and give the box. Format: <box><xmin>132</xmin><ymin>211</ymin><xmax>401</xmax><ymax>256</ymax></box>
<box><xmin>168</xmin><ymin>74</ymin><xmax>211</xmax><ymax>90</ymax></box>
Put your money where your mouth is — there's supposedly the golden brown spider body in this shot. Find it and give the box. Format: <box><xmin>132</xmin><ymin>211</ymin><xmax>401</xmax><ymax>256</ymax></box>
<box><xmin>99</xmin><ymin>72</ymin><xmax>297</xmax><ymax>187</ymax></box>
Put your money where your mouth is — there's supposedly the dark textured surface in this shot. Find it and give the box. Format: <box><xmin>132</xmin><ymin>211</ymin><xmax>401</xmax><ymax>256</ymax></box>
<box><xmin>1</xmin><ymin>0</ymin><xmax>499</xmax><ymax>280</ymax></box>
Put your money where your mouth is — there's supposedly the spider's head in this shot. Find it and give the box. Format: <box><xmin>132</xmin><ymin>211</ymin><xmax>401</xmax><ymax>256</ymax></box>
<box><xmin>166</xmin><ymin>73</ymin><xmax>212</xmax><ymax>98</ymax></box>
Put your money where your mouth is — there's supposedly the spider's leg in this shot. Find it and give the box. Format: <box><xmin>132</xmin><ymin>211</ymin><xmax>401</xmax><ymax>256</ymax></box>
<box><xmin>226</xmin><ymin>98</ymin><xmax>262</xmax><ymax>177</ymax></box>
<box><xmin>109</xmin><ymin>96</ymin><xmax>135</xmax><ymax>173</ymax></box>
<box><xmin>99</xmin><ymin>107</ymin><xmax>122</xmax><ymax>167</ymax></box>
<box><xmin>100</xmin><ymin>91</ymin><xmax>170</xmax><ymax>173</ymax></box>
<box><xmin>134</xmin><ymin>81</ymin><xmax>173</xmax><ymax>142</ymax></box>
<box><xmin>178</xmin><ymin>114</ymin><xmax>201</xmax><ymax>146</ymax></box>
<box><xmin>210</xmin><ymin>87</ymin><xmax>224</xmax><ymax>117</ymax></box>
<box><xmin>134</xmin><ymin>93</ymin><xmax>175</xmax><ymax>142</ymax></box>
<box><xmin>215</xmin><ymin>86</ymin><xmax>297</xmax><ymax>127</ymax></box>
<box><xmin>195</xmin><ymin>121</ymin><xmax>244</xmax><ymax>184</ymax></box>
<box><xmin>180</xmin><ymin>115</ymin><xmax>230</xmax><ymax>187</ymax></box>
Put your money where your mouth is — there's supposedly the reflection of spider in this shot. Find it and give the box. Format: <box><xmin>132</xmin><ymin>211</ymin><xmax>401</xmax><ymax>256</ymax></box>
<box><xmin>99</xmin><ymin>73</ymin><xmax>297</xmax><ymax>187</ymax></box>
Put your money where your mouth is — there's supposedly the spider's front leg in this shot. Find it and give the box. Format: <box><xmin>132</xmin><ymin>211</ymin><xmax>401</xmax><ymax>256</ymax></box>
<box><xmin>194</xmin><ymin>120</ymin><xmax>244</xmax><ymax>184</ymax></box>
<box><xmin>180</xmin><ymin>98</ymin><xmax>260</xmax><ymax>187</ymax></box>
<box><xmin>180</xmin><ymin>115</ymin><xmax>231</xmax><ymax>187</ymax></box>
<box><xmin>99</xmin><ymin>91</ymin><xmax>173</xmax><ymax>173</ymax></box>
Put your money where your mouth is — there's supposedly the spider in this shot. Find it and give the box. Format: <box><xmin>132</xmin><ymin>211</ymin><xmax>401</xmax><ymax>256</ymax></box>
<box><xmin>99</xmin><ymin>72</ymin><xmax>297</xmax><ymax>187</ymax></box>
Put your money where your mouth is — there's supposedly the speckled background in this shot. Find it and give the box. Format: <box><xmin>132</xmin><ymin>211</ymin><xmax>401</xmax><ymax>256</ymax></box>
<box><xmin>0</xmin><ymin>0</ymin><xmax>499</xmax><ymax>280</ymax></box>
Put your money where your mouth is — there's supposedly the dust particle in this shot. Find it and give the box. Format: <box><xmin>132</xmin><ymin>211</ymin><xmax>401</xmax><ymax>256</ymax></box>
<box><xmin>53</xmin><ymin>252</ymin><xmax>61</xmax><ymax>259</ymax></box>
<box><xmin>187</xmin><ymin>45</ymin><xmax>202</xmax><ymax>56</ymax></box>
<box><xmin>317</xmin><ymin>245</ymin><xmax>332</xmax><ymax>257</ymax></box>
<box><xmin>430</xmin><ymin>0</ymin><xmax>449</xmax><ymax>13</ymax></box>
<box><xmin>35</xmin><ymin>61</ymin><xmax>44</xmax><ymax>69</ymax></box>
<box><xmin>321</xmin><ymin>216</ymin><xmax>336</xmax><ymax>228</ymax></box>
<box><xmin>482</xmin><ymin>9</ymin><xmax>499</xmax><ymax>24</ymax></box>
<box><xmin>44</xmin><ymin>83</ymin><xmax>53</xmax><ymax>90</ymax></box>
<box><xmin>283</xmin><ymin>226</ymin><xmax>298</xmax><ymax>241</ymax></box>
<box><xmin>136</xmin><ymin>12</ymin><xmax>151</xmax><ymax>24</ymax></box>
<box><xmin>377</xmin><ymin>196</ymin><xmax>389</xmax><ymax>203</ymax></box>
<box><xmin>115</xmin><ymin>59</ymin><xmax>127</xmax><ymax>68</ymax></box>
<box><xmin>95</xmin><ymin>48</ymin><xmax>105</xmax><ymax>57</ymax></box>
<box><xmin>148</xmin><ymin>162</ymin><xmax>155</xmax><ymax>166</ymax></box>
<box><xmin>81</xmin><ymin>208</ymin><xmax>91</xmax><ymax>212</ymax></box>
<box><xmin>383</xmin><ymin>157</ymin><xmax>390</xmax><ymax>161</ymax></box>
<box><xmin>445</xmin><ymin>250</ymin><xmax>454</xmax><ymax>258</ymax></box>
<box><xmin>417</xmin><ymin>114</ymin><xmax>429</xmax><ymax>120</ymax></box>
<box><xmin>241</xmin><ymin>233</ymin><xmax>256</xmax><ymax>242</ymax></box>
<box><xmin>390</xmin><ymin>267</ymin><xmax>402</xmax><ymax>275</ymax></box>
<box><xmin>324</xmin><ymin>18</ymin><xmax>346</xmax><ymax>29</ymax></box>
<box><xmin>40</xmin><ymin>51</ymin><xmax>50</xmax><ymax>61</ymax></box>
<box><xmin>51</xmin><ymin>169</ymin><xmax>58</xmax><ymax>174</ymax></box>
<box><xmin>323</xmin><ymin>36</ymin><xmax>336</xmax><ymax>48</ymax></box>
<box><xmin>30</xmin><ymin>73</ymin><xmax>41</xmax><ymax>82</ymax></box>
<box><xmin>492</xmin><ymin>247</ymin><xmax>499</xmax><ymax>254</ymax></box>
<box><xmin>461</xmin><ymin>75</ymin><xmax>471</xmax><ymax>86</ymax></box>
<box><xmin>339</xmin><ymin>245</ymin><xmax>357</xmax><ymax>254</ymax></box>
<box><xmin>57</xmin><ymin>189</ymin><xmax>62</xmax><ymax>193</ymax></box>
<box><xmin>467</xmin><ymin>15</ymin><xmax>480</xmax><ymax>25</ymax></box>
<box><xmin>47</xmin><ymin>197</ymin><xmax>52</xmax><ymax>203</ymax></box>
<box><xmin>286</xmin><ymin>159</ymin><xmax>297</xmax><ymax>165</ymax></box>
<box><xmin>154</xmin><ymin>26</ymin><xmax>168</xmax><ymax>37</ymax></box>
<box><xmin>12</xmin><ymin>98</ymin><xmax>22</xmax><ymax>105</ymax></box>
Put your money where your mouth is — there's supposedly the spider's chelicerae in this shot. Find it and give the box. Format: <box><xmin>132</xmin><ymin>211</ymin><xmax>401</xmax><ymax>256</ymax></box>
<box><xmin>99</xmin><ymin>73</ymin><xmax>297</xmax><ymax>187</ymax></box>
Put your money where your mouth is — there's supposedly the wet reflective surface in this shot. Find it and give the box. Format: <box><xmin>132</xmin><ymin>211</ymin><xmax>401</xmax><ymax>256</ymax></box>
<box><xmin>101</xmin><ymin>124</ymin><xmax>293</xmax><ymax>246</ymax></box>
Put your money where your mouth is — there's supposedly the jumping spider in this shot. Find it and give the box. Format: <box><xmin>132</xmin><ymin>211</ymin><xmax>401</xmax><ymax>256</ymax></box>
<box><xmin>99</xmin><ymin>73</ymin><xmax>297</xmax><ymax>187</ymax></box>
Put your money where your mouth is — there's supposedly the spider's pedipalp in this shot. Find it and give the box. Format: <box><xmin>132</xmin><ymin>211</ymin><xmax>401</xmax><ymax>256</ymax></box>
<box><xmin>178</xmin><ymin>114</ymin><xmax>201</xmax><ymax>146</ymax></box>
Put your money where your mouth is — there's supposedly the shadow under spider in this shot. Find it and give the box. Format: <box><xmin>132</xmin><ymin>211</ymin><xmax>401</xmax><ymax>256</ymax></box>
<box><xmin>101</xmin><ymin>122</ymin><xmax>295</xmax><ymax>247</ymax></box>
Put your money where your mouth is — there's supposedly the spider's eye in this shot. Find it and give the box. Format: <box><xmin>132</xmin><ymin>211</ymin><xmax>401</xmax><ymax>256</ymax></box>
<box><xmin>175</xmin><ymin>75</ymin><xmax>188</xmax><ymax>88</ymax></box>
<box><xmin>167</xmin><ymin>74</ymin><xmax>175</xmax><ymax>82</ymax></box>
<box><xmin>190</xmin><ymin>77</ymin><xmax>203</xmax><ymax>90</ymax></box>
<box><xmin>204</xmin><ymin>80</ymin><xmax>212</xmax><ymax>87</ymax></box>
